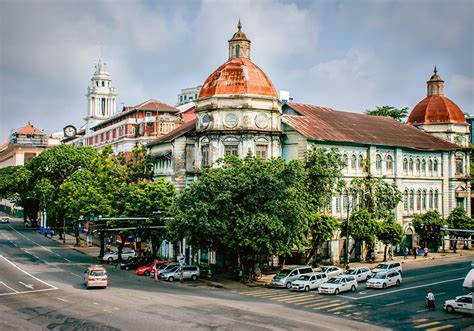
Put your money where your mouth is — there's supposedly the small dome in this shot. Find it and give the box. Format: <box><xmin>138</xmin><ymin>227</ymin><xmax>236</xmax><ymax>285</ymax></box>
<box><xmin>407</xmin><ymin>95</ymin><xmax>466</xmax><ymax>125</ymax></box>
<box><xmin>229</xmin><ymin>20</ymin><xmax>249</xmax><ymax>42</ymax></box>
<box><xmin>199</xmin><ymin>57</ymin><xmax>278</xmax><ymax>99</ymax></box>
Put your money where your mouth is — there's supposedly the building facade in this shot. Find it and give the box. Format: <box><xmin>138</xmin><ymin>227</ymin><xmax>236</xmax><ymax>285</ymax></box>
<box><xmin>147</xmin><ymin>22</ymin><xmax>470</xmax><ymax>262</ymax></box>
<box><xmin>177</xmin><ymin>86</ymin><xmax>202</xmax><ymax>106</ymax></box>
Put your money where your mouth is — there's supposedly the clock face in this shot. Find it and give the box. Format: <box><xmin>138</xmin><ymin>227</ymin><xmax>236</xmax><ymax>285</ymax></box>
<box><xmin>224</xmin><ymin>113</ymin><xmax>238</xmax><ymax>128</ymax></box>
<box><xmin>63</xmin><ymin>125</ymin><xmax>77</xmax><ymax>137</ymax></box>
<box><xmin>201</xmin><ymin>114</ymin><xmax>210</xmax><ymax>129</ymax></box>
<box><xmin>255</xmin><ymin>114</ymin><xmax>269</xmax><ymax>129</ymax></box>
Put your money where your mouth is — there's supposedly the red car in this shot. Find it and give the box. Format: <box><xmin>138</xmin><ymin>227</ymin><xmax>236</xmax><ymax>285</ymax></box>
<box><xmin>135</xmin><ymin>260</ymin><xmax>170</xmax><ymax>276</ymax></box>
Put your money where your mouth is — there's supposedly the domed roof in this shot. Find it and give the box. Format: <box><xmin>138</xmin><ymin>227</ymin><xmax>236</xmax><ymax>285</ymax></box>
<box><xmin>407</xmin><ymin>95</ymin><xmax>466</xmax><ymax>125</ymax></box>
<box><xmin>199</xmin><ymin>57</ymin><xmax>278</xmax><ymax>99</ymax></box>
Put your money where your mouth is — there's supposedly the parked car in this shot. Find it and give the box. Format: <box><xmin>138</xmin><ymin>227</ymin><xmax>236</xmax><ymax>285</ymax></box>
<box><xmin>443</xmin><ymin>295</ymin><xmax>473</xmax><ymax>314</ymax></box>
<box><xmin>318</xmin><ymin>275</ymin><xmax>358</xmax><ymax>295</ymax></box>
<box><xmin>366</xmin><ymin>271</ymin><xmax>402</xmax><ymax>289</ymax></box>
<box><xmin>84</xmin><ymin>265</ymin><xmax>107</xmax><ymax>289</ymax></box>
<box><xmin>161</xmin><ymin>265</ymin><xmax>200</xmax><ymax>282</ymax></box>
<box><xmin>271</xmin><ymin>265</ymin><xmax>314</xmax><ymax>289</ymax></box>
<box><xmin>120</xmin><ymin>257</ymin><xmax>149</xmax><ymax>270</ymax></box>
<box><xmin>316</xmin><ymin>265</ymin><xmax>344</xmax><ymax>279</ymax></box>
<box><xmin>1</xmin><ymin>217</ymin><xmax>10</xmax><ymax>223</ymax></box>
<box><xmin>291</xmin><ymin>272</ymin><xmax>328</xmax><ymax>292</ymax></box>
<box><xmin>135</xmin><ymin>260</ymin><xmax>170</xmax><ymax>276</ymax></box>
<box><xmin>344</xmin><ymin>267</ymin><xmax>372</xmax><ymax>282</ymax></box>
<box><xmin>371</xmin><ymin>262</ymin><xmax>402</xmax><ymax>275</ymax></box>
<box><xmin>102</xmin><ymin>249</ymin><xmax>136</xmax><ymax>263</ymax></box>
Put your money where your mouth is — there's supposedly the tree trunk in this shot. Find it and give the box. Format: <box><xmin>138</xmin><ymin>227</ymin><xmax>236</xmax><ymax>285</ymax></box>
<box><xmin>304</xmin><ymin>249</ymin><xmax>316</xmax><ymax>265</ymax></box>
<box><xmin>453</xmin><ymin>239</ymin><xmax>457</xmax><ymax>253</ymax></box>
<box><xmin>99</xmin><ymin>231</ymin><xmax>105</xmax><ymax>258</ymax></box>
<box><xmin>383</xmin><ymin>244</ymin><xmax>387</xmax><ymax>262</ymax></box>
<box><xmin>349</xmin><ymin>242</ymin><xmax>357</xmax><ymax>255</ymax></box>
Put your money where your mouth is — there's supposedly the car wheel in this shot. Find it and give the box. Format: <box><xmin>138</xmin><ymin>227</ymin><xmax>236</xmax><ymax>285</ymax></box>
<box><xmin>351</xmin><ymin>285</ymin><xmax>356</xmax><ymax>292</ymax></box>
<box><xmin>382</xmin><ymin>283</ymin><xmax>387</xmax><ymax>289</ymax></box>
<box><xmin>446</xmin><ymin>305</ymin><xmax>454</xmax><ymax>313</ymax></box>
<box><xmin>286</xmin><ymin>282</ymin><xmax>292</xmax><ymax>289</ymax></box>
<box><xmin>169</xmin><ymin>276</ymin><xmax>174</xmax><ymax>282</ymax></box>
<box><xmin>335</xmin><ymin>288</ymin><xmax>340</xmax><ymax>295</ymax></box>
<box><xmin>144</xmin><ymin>271</ymin><xmax>150</xmax><ymax>276</ymax></box>
<box><xmin>107</xmin><ymin>257</ymin><xmax>114</xmax><ymax>263</ymax></box>
<box><xmin>396</xmin><ymin>280</ymin><xmax>400</xmax><ymax>286</ymax></box>
<box><xmin>191</xmin><ymin>275</ymin><xmax>198</xmax><ymax>281</ymax></box>
<box><xmin>305</xmin><ymin>286</ymin><xmax>310</xmax><ymax>292</ymax></box>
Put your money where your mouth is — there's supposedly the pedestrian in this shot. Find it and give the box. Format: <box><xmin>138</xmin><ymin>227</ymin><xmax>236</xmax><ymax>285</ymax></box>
<box><xmin>388</xmin><ymin>247</ymin><xmax>393</xmax><ymax>260</ymax></box>
<box><xmin>425</xmin><ymin>289</ymin><xmax>435</xmax><ymax>310</ymax></box>
<box><xmin>153</xmin><ymin>262</ymin><xmax>159</xmax><ymax>283</ymax></box>
<box><xmin>413</xmin><ymin>247</ymin><xmax>417</xmax><ymax>259</ymax></box>
<box><xmin>424</xmin><ymin>247</ymin><xmax>428</xmax><ymax>258</ymax></box>
<box><xmin>403</xmin><ymin>247</ymin><xmax>408</xmax><ymax>260</ymax></box>
<box><xmin>370</xmin><ymin>251</ymin><xmax>375</xmax><ymax>264</ymax></box>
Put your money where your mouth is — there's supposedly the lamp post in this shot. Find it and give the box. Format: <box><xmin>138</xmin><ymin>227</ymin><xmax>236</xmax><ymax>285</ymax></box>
<box><xmin>345</xmin><ymin>195</ymin><xmax>352</xmax><ymax>269</ymax></box>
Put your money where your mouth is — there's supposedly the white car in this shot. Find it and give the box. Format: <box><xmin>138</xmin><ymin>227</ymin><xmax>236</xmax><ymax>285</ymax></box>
<box><xmin>291</xmin><ymin>272</ymin><xmax>328</xmax><ymax>292</ymax></box>
<box><xmin>317</xmin><ymin>266</ymin><xmax>344</xmax><ymax>278</ymax></box>
<box><xmin>443</xmin><ymin>295</ymin><xmax>473</xmax><ymax>314</ymax></box>
<box><xmin>1</xmin><ymin>217</ymin><xmax>10</xmax><ymax>223</ymax></box>
<box><xmin>344</xmin><ymin>267</ymin><xmax>372</xmax><ymax>282</ymax></box>
<box><xmin>318</xmin><ymin>275</ymin><xmax>358</xmax><ymax>295</ymax></box>
<box><xmin>161</xmin><ymin>265</ymin><xmax>200</xmax><ymax>282</ymax></box>
<box><xmin>371</xmin><ymin>262</ymin><xmax>402</xmax><ymax>275</ymax></box>
<box><xmin>102</xmin><ymin>249</ymin><xmax>136</xmax><ymax>263</ymax></box>
<box><xmin>366</xmin><ymin>271</ymin><xmax>402</xmax><ymax>289</ymax></box>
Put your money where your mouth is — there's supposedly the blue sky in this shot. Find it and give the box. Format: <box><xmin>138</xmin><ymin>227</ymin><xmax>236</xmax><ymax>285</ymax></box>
<box><xmin>1</xmin><ymin>0</ymin><xmax>473</xmax><ymax>141</ymax></box>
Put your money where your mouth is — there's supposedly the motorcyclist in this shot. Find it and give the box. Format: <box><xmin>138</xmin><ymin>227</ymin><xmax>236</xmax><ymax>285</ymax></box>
<box><xmin>426</xmin><ymin>289</ymin><xmax>435</xmax><ymax>310</ymax></box>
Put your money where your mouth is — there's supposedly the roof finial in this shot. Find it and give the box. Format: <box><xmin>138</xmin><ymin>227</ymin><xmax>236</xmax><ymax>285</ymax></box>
<box><xmin>237</xmin><ymin>19</ymin><xmax>242</xmax><ymax>31</ymax></box>
<box><xmin>434</xmin><ymin>66</ymin><xmax>437</xmax><ymax>75</ymax></box>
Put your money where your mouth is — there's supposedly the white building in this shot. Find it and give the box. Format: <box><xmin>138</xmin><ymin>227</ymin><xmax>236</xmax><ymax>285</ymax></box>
<box><xmin>177</xmin><ymin>85</ymin><xmax>202</xmax><ymax>105</ymax></box>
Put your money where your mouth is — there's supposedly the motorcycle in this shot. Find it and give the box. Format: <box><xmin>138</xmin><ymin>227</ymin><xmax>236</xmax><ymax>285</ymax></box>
<box><xmin>425</xmin><ymin>298</ymin><xmax>435</xmax><ymax>310</ymax></box>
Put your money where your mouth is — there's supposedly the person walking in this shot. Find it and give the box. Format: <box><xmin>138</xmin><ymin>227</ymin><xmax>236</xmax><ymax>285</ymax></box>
<box><xmin>413</xmin><ymin>247</ymin><xmax>417</xmax><ymax>259</ymax></box>
<box><xmin>403</xmin><ymin>247</ymin><xmax>408</xmax><ymax>260</ymax></box>
<box><xmin>370</xmin><ymin>251</ymin><xmax>376</xmax><ymax>264</ymax></box>
<box><xmin>426</xmin><ymin>289</ymin><xmax>435</xmax><ymax>310</ymax></box>
<box><xmin>153</xmin><ymin>262</ymin><xmax>159</xmax><ymax>283</ymax></box>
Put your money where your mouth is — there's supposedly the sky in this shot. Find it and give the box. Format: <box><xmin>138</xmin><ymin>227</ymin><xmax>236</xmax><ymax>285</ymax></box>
<box><xmin>0</xmin><ymin>0</ymin><xmax>473</xmax><ymax>141</ymax></box>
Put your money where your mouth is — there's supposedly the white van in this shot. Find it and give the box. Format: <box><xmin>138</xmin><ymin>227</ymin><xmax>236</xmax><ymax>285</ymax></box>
<box><xmin>271</xmin><ymin>265</ymin><xmax>313</xmax><ymax>289</ymax></box>
<box><xmin>463</xmin><ymin>261</ymin><xmax>473</xmax><ymax>291</ymax></box>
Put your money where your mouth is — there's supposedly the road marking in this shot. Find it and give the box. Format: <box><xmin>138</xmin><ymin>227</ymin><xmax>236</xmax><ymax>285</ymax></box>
<box><xmin>314</xmin><ymin>302</ymin><xmax>341</xmax><ymax>310</ymax></box>
<box><xmin>341</xmin><ymin>277</ymin><xmax>465</xmax><ymax>300</ymax></box>
<box><xmin>413</xmin><ymin>319</ymin><xmax>428</xmax><ymax>323</ymax></box>
<box><xmin>426</xmin><ymin>325</ymin><xmax>454</xmax><ymax>331</ymax></box>
<box><xmin>285</xmin><ymin>296</ymin><xmax>319</xmax><ymax>304</ymax></box>
<box><xmin>274</xmin><ymin>294</ymin><xmax>310</xmax><ymax>301</ymax></box>
<box><xmin>0</xmin><ymin>255</ymin><xmax>57</xmax><ymax>290</ymax></box>
<box><xmin>434</xmin><ymin>292</ymin><xmax>446</xmax><ymax>296</ymax></box>
<box><xmin>0</xmin><ymin>288</ymin><xmax>57</xmax><ymax>297</ymax></box>
<box><xmin>56</xmin><ymin>297</ymin><xmax>69</xmax><ymax>302</ymax></box>
<box><xmin>294</xmin><ymin>297</ymin><xmax>326</xmax><ymax>305</ymax></box>
<box><xmin>327</xmin><ymin>304</ymin><xmax>354</xmax><ymax>311</ymax></box>
<box><xmin>0</xmin><ymin>281</ymin><xmax>19</xmax><ymax>293</ymax></box>
<box><xmin>64</xmin><ymin>258</ymin><xmax>72</xmax><ymax>263</ymax></box>
<box><xmin>305</xmin><ymin>299</ymin><xmax>339</xmax><ymax>308</ymax></box>
<box><xmin>93</xmin><ymin>302</ymin><xmax>98</xmax><ymax>305</ymax></box>
<box><xmin>414</xmin><ymin>321</ymin><xmax>441</xmax><ymax>328</ymax></box>
<box><xmin>416</xmin><ymin>308</ymin><xmax>432</xmax><ymax>313</ymax></box>
<box><xmin>385</xmin><ymin>300</ymin><xmax>405</xmax><ymax>306</ymax></box>
<box><xmin>18</xmin><ymin>281</ymin><xmax>34</xmax><ymax>289</ymax></box>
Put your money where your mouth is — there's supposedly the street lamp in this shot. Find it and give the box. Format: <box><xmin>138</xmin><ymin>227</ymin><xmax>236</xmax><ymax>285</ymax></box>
<box><xmin>345</xmin><ymin>194</ymin><xmax>352</xmax><ymax>269</ymax></box>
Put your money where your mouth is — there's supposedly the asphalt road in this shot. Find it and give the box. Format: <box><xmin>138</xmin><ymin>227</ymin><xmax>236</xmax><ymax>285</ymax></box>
<box><xmin>0</xmin><ymin>219</ymin><xmax>382</xmax><ymax>331</ymax></box>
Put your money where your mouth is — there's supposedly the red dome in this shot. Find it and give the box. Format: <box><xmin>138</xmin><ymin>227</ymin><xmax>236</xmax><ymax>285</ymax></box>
<box><xmin>407</xmin><ymin>95</ymin><xmax>466</xmax><ymax>125</ymax></box>
<box><xmin>199</xmin><ymin>58</ymin><xmax>278</xmax><ymax>99</ymax></box>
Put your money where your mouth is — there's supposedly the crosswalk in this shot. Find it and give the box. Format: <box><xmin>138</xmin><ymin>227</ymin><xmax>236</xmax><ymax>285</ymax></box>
<box><xmin>236</xmin><ymin>288</ymin><xmax>368</xmax><ymax>321</ymax></box>
<box><xmin>411</xmin><ymin>319</ymin><xmax>454</xmax><ymax>330</ymax></box>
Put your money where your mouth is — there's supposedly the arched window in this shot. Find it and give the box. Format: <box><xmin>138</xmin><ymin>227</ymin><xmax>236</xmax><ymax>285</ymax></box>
<box><xmin>428</xmin><ymin>190</ymin><xmax>433</xmax><ymax>209</ymax></box>
<box><xmin>409</xmin><ymin>158</ymin><xmax>414</xmax><ymax>172</ymax></box>
<box><xmin>434</xmin><ymin>159</ymin><xmax>439</xmax><ymax>173</ymax></box>
<box><xmin>422</xmin><ymin>190</ymin><xmax>427</xmax><ymax>210</ymax></box>
<box><xmin>434</xmin><ymin>190</ymin><xmax>439</xmax><ymax>210</ymax></box>
<box><xmin>358</xmin><ymin>155</ymin><xmax>364</xmax><ymax>171</ymax></box>
<box><xmin>351</xmin><ymin>155</ymin><xmax>357</xmax><ymax>169</ymax></box>
<box><xmin>409</xmin><ymin>190</ymin><xmax>415</xmax><ymax>210</ymax></box>
<box><xmin>416</xmin><ymin>189</ymin><xmax>421</xmax><ymax>211</ymax></box>
<box><xmin>403</xmin><ymin>190</ymin><xmax>408</xmax><ymax>211</ymax></box>
<box><xmin>342</xmin><ymin>154</ymin><xmax>348</xmax><ymax>169</ymax></box>
<box><xmin>403</xmin><ymin>158</ymin><xmax>408</xmax><ymax>173</ymax></box>
<box><xmin>236</xmin><ymin>44</ymin><xmax>240</xmax><ymax>57</ymax></box>
<box><xmin>386</xmin><ymin>155</ymin><xmax>394</xmax><ymax>173</ymax></box>
<box><xmin>422</xmin><ymin>159</ymin><xmax>426</xmax><ymax>175</ymax></box>
<box><xmin>342</xmin><ymin>189</ymin><xmax>349</xmax><ymax>211</ymax></box>
<box><xmin>455</xmin><ymin>155</ymin><xmax>464</xmax><ymax>175</ymax></box>
<box><xmin>376</xmin><ymin>154</ymin><xmax>382</xmax><ymax>172</ymax></box>
<box><xmin>416</xmin><ymin>159</ymin><xmax>421</xmax><ymax>172</ymax></box>
<box><xmin>428</xmin><ymin>159</ymin><xmax>433</xmax><ymax>175</ymax></box>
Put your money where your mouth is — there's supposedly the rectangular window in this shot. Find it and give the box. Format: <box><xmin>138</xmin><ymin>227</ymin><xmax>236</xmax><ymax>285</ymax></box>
<box><xmin>335</xmin><ymin>196</ymin><xmax>340</xmax><ymax>213</ymax></box>
<box><xmin>146</xmin><ymin>112</ymin><xmax>152</xmax><ymax>118</ymax></box>
<box><xmin>224</xmin><ymin>145</ymin><xmax>238</xmax><ymax>156</ymax></box>
<box><xmin>201</xmin><ymin>146</ymin><xmax>209</xmax><ymax>167</ymax></box>
<box><xmin>255</xmin><ymin>145</ymin><xmax>267</xmax><ymax>159</ymax></box>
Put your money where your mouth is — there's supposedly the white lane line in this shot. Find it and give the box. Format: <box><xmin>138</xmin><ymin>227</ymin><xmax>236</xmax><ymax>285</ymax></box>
<box><xmin>385</xmin><ymin>300</ymin><xmax>405</xmax><ymax>306</ymax></box>
<box><xmin>0</xmin><ymin>255</ymin><xmax>57</xmax><ymax>290</ymax></box>
<box><xmin>403</xmin><ymin>267</ymin><xmax>469</xmax><ymax>280</ymax></box>
<box><xmin>341</xmin><ymin>277</ymin><xmax>465</xmax><ymax>300</ymax></box>
<box><xmin>0</xmin><ymin>288</ymin><xmax>57</xmax><ymax>297</ymax></box>
<box><xmin>416</xmin><ymin>308</ymin><xmax>431</xmax><ymax>313</ymax></box>
<box><xmin>56</xmin><ymin>297</ymin><xmax>69</xmax><ymax>302</ymax></box>
<box><xmin>64</xmin><ymin>258</ymin><xmax>72</xmax><ymax>263</ymax></box>
<box><xmin>18</xmin><ymin>281</ymin><xmax>35</xmax><ymax>289</ymax></box>
<box><xmin>434</xmin><ymin>292</ymin><xmax>446</xmax><ymax>296</ymax></box>
<box><xmin>8</xmin><ymin>225</ymin><xmax>54</xmax><ymax>253</ymax></box>
<box><xmin>0</xmin><ymin>281</ymin><xmax>19</xmax><ymax>293</ymax></box>
<box><xmin>70</xmin><ymin>273</ymin><xmax>82</xmax><ymax>278</ymax></box>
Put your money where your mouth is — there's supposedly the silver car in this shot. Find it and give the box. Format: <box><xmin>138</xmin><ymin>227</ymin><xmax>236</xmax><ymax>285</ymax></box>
<box><xmin>271</xmin><ymin>265</ymin><xmax>313</xmax><ymax>289</ymax></box>
<box><xmin>161</xmin><ymin>265</ymin><xmax>200</xmax><ymax>282</ymax></box>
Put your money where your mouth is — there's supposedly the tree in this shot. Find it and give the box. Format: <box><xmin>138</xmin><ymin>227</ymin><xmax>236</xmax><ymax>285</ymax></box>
<box><xmin>412</xmin><ymin>211</ymin><xmax>445</xmax><ymax>250</ymax></box>
<box><xmin>304</xmin><ymin>213</ymin><xmax>339</xmax><ymax>264</ymax></box>
<box><xmin>364</xmin><ymin>105</ymin><xmax>409</xmax><ymax>122</ymax></box>
<box><xmin>305</xmin><ymin>146</ymin><xmax>345</xmax><ymax>211</ymax></box>
<box><xmin>340</xmin><ymin>209</ymin><xmax>379</xmax><ymax>261</ymax></box>
<box><xmin>168</xmin><ymin>155</ymin><xmax>313</xmax><ymax>275</ymax></box>
<box><xmin>377</xmin><ymin>216</ymin><xmax>404</xmax><ymax>261</ymax></box>
<box><xmin>0</xmin><ymin>166</ymin><xmax>34</xmax><ymax>222</ymax></box>
<box><xmin>447</xmin><ymin>207</ymin><xmax>473</xmax><ymax>252</ymax></box>
<box><xmin>349</xmin><ymin>177</ymin><xmax>402</xmax><ymax>220</ymax></box>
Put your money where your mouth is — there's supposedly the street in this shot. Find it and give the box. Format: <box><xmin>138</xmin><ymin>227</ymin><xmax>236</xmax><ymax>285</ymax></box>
<box><xmin>1</xmin><ymin>219</ymin><xmax>473</xmax><ymax>330</ymax></box>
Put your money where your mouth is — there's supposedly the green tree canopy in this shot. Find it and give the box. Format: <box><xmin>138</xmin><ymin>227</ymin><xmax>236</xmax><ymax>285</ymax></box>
<box><xmin>412</xmin><ymin>210</ymin><xmax>445</xmax><ymax>250</ymax></box>
<box><xmin>168</xmin><ymin>155</ymin><xmax>313</xmax><ymax>271</ymax></box>
<box><xmin>305</xmin><ymin>213</ymin><xmax>339</xmax><ymax>264</ymax></box>
<box><xmin>446</xmin><ymin>207</ymin><xmax>473</xmax><ymax>252</ymax></box>
<box><xmin>364</xmin><ymin>105</ymin><xmax>409</xmax><ymax>122</ymax></box>
<box><xmin>377</xmin><ymin>216</ymin><xmax>404</xmax><ymax>261</ymax></box>
<box><xmin>341</xmin><ymin>209</ymin><xmax>379</xmax><ymax>260</ymax></box>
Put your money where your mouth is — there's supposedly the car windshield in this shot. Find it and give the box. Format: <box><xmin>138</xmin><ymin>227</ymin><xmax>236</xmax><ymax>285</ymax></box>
<box><xmin>278</xmin><ymin>269</ymin><xmax>292</xmax><ymax>276</ymax></box>
<box><xmin>299</xmin><ymin>275</ymin><xmax>310</xmax><ymax>281</ymax></box>
<box><xmin>326</xmin><ymin>278</ymin><xmax>341</xmax><ymax>284</ymax></box>
<box><xmin>90</xmin><ymin>270</ymin><xmax>105</xmax><ymax>276</ymax></box>
<box><xmin>345</xmin><ymin>269</ymin><xmax>356</xmax><ymax>275</ymax></box>
<box><xmin>373</xmin><ymin>274</ymin><xmax>387</xmax><ymax>279</ymax></box>
<box><xmin>168</xmin><ymin>266</ymin><xmax>179</xmax><ymax>272</ymax></box>
<box><xmin>375</xmin><ymin>264</ymin><xmax>388</xmax><ymax>269</ymax></box>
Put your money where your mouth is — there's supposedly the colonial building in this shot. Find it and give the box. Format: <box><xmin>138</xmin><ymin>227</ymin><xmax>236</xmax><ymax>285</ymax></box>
<box><xmin>148</xmin><ymin>22</ymin><xmax>470</xmax><ymax>262</ymax></box>
<box><xmin>177</xmin><ymin>85</ymin><xmax>202</xmax><ymax>106</ymax></box>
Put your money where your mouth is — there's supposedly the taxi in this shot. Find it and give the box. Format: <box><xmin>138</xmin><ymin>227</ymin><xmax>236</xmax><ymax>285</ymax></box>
<box><xmin>84</xmin><ymin>265</ymin><xmax>108</xmax><ymax>289</ymax></box>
